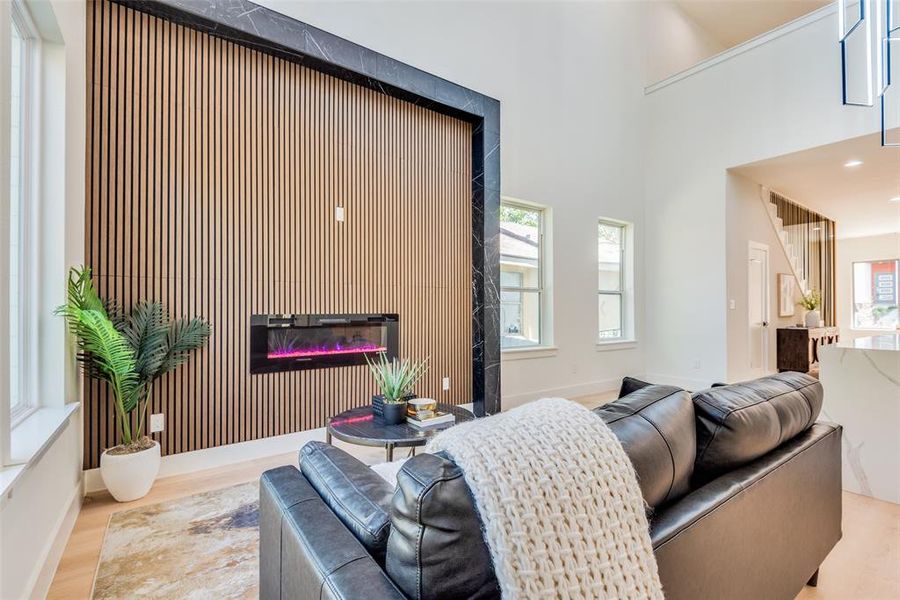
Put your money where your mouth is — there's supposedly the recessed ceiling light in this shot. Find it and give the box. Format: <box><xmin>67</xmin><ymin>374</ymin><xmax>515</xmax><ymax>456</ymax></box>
<box><xmin>844</xmin><ymin>160</ymin><xmax>863</xmax><ymax>167</ymax></box>
<box><xmin>890</xmin><ymin>196</ymin><xmax>900</xmax><ymax>202</ymax></box>
<box><xmin>812</xmin><ymin>226</ymin><xmax>821</xmax><ymax>231</ymax></box>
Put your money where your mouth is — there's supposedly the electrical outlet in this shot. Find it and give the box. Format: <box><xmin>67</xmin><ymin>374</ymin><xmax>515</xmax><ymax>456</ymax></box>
<box><xmin>692</xmin><ymin>359</ymin><xmax>701</xmax><ymax>370</ymax></box>
<box><xmin>442</xmin><ymin>377</ymin><xmax>450</xmax><ymax>391</ymax></box>
<box><xmin>335</xmin><ymin>206</ymin><xmax>345</xmax><ymax>222</ymax></box>
<box><xmin>729</xmin><ymin>299</ymin><xmax>736</xmax><ymax>310</ymax></box>
<box><xmin>150</xmin><ymin>413</ymin><xmax>165</xmax><ymax>433</ymax></box>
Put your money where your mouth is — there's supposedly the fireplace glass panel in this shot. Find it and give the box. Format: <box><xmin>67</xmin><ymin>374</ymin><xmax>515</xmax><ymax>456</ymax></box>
<box><xmin>250</xmin><ymin>314</ymin><xmax>398</xmax><ymax>374</ymax></box>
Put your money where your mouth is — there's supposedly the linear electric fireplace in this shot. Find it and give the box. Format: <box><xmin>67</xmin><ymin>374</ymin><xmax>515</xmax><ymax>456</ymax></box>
<box><xmin>250</xmin><ymin>314</ymin><xmax>398</xmax><ymax>374</ymax></box>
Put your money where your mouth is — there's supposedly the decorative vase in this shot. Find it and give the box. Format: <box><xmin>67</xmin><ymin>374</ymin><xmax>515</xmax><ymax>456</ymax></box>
<box><xmin>100</xmin><ymin>441</ymin><xmax>161</xmax><ymax>502</ymax></box>
<box><xmin>805</xmin><ymin>310</ymin><xmax>821</xmax><ymax>328</ymax></box>
<box><xmin>380</xmin><ymin>402</ymin><xmax>408</xmax><ymax>425</ymax></box>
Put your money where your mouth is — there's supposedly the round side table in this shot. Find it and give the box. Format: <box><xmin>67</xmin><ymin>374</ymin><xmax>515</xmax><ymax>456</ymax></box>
<box><xmin>326</xmin><ymin>403</ymin><xmax>474</xmax><ymax>461</ymax></box>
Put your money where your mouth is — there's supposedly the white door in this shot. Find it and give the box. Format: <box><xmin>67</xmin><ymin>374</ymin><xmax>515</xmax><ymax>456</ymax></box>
<box><xmin>748</xmin><ymin>243</ymin><xmax>770</xmax><ymax>376</ymax></box>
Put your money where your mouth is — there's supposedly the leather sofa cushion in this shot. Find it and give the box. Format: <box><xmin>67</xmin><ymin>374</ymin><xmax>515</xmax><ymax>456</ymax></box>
<box><xmin>691</xmin><ymin>371</ymin><xmax>823</xmax><ymax>479</ymax></box>
<box><xmin>618</xmin><ymin>376</ymin><xmax>654</xmax><ymax>398</ymax></box>
<box><xmin>386</xmin><ymin>452</ymin><xmax>500</xmax><ymax>600</ymax></box>
<box><xmin>594</xmin><ymin>385</ymin><xmax>696</xmax><ymax>510</ymax></box>
<box><xmin>299</xmin><ymin>441</ymin><xmax>394</xmax><ymax>562</ymax></box>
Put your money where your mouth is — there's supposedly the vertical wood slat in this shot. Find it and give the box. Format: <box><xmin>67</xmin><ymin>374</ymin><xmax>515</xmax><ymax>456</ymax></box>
<box><xmin>84</xmin><ymin>0</ymin><xmax>472</xmax><ymax>468</ymax></box>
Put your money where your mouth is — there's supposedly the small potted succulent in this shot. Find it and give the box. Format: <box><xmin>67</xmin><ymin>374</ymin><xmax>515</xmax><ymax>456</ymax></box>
<box><xmin>798</xmin><ymin>290</ymin><xmax>823</xmax><ymax>328</ymax></box>
<box><xmin>365</xmin><ymin>353</ymin><xmax>429</xmax><ymax>425</ymax></box>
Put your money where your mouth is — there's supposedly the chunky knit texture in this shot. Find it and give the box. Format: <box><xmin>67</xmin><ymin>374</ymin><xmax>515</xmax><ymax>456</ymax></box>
<box><xmin>426</xmin><ymin>398</ymin><xmax>663</xmax><ymax>600</ymax></box>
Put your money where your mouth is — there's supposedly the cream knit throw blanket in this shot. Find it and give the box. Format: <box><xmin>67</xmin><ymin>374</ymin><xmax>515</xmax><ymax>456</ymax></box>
<box><xmin>426</xmin><ymin>398</ymin><xmax>663</xmax><ymax>600</ymax></box>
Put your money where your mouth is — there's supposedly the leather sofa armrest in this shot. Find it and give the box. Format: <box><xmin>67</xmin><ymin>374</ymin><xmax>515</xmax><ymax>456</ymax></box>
<box><xmin>651</xmin><ymin>422</ymin><xmax>840</xmax><ymax>548</ymax></box>
<box><xmin>259</xmin><ymin>466</ymin><xmax>406</xmax><ymax>600</ymax></box>
<box><xmin>299</xmin><ymin>441</ymin><xmax>394</xmax><ymax>561</ymax></box>
<box><xmin>649</xmin><ymin>422</ymin><xmax>842</xmax><ymax>600</ymax></box>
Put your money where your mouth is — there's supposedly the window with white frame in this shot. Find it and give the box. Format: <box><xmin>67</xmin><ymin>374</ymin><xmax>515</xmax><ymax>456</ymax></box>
<box><xmin>597</xmin><ymin>219</ymin><xmax>629</xmax><ymax>341</ymax></box>
<box><xmin>852</xmin><ymin>259</ymin><xmax>899</xmax><ymax>330</ymax></box>
<box><xmin>500</xmin><ymin>201</ymin><xmax>545</xmax><ymax>349</ymax></box>
<box><xmin>8</xmin><ymin>1</ymin><xmax>38</xmax><ymax>425</ymax></box>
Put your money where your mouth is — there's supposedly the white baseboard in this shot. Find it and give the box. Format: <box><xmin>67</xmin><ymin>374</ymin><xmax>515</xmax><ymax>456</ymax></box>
<box><xmin>501</xmin><ymin>378</ymin><xmax>621</xmax><ymax>411</ymax></box>
<box><xmin>28</xmin><ymin>483</ymin><xmax>82</xmax><ymax>600</ymax></box>
<box><xmin>84</xmin><ymin>427</ymin><xmax>329</xmax><ymax>494</ymax></box>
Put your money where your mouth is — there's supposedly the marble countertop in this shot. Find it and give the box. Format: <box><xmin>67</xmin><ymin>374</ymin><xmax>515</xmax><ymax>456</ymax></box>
<box><xmin>837</xmin><ymin>334</ymin><xmax>900</xmax><ymax>351</ymax></box>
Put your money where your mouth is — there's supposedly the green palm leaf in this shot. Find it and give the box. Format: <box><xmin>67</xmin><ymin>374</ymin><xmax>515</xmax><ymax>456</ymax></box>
<box><xmin>123</xmin><ymin>301</ymin><xmax>170</xmax><ymax>382</ymax></box>
<box><xmin>57</xmin><ymin>267</ymin><xmax>141</xmax><ymax>443</ymax></box>
<box><xmin>159</xmin><ymin>318</ymin><xmax>212</xmax><ymax>373</ymax></box>
<box><xmin>58</xmin><ymin>266</ymin><xmax>211</xmax><ymax>444</ymax></box>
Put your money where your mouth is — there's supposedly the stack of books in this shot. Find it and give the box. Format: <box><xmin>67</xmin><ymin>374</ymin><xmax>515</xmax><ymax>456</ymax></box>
<box><xmin>406</xmin><ymin>410</ymin><xmax>455</xmax><ymax>429</ymax></box>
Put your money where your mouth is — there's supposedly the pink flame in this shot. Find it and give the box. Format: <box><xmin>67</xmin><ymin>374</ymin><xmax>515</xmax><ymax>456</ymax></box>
<box><xmin>331</xmin><ymin>414</ymin><xmax>375</xmax><ymax>426</ymax></box>
<box><xmin>267</xmin><ymin>343</ymin><xmax>387</xmax><ymax>360</ymax></box>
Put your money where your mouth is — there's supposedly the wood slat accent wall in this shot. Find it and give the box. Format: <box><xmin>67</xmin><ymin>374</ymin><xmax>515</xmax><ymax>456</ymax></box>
<box><xmin>84</xmin><ymin>0</ymin><xmax>472</xmax><ymax>468</ymax></box>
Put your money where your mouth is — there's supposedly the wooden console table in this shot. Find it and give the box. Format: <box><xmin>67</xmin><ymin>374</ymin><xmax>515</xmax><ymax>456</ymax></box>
<box><xmin>776</xmin><ymin>327</ymin><xmax>840</xmax><ymax>374</ymax></box>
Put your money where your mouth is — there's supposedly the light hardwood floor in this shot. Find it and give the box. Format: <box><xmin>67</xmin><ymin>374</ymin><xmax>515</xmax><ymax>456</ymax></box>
<box><xmin>49</xmin><ymin>397</ymin><xmax>899</xmax><ymax>599</ymax></box>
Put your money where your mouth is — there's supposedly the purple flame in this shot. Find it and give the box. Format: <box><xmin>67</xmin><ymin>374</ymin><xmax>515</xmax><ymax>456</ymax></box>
<box><xmin>267</xmin><ymin>343</ymin><xmax>387</xmax><ymax>360</ymax></box>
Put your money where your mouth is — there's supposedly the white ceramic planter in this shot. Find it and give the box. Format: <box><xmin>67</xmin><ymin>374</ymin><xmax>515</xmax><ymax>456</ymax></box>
<box><xmin>805</xmin><ymin>310</ymin><xmax>821</xmax><ymax>328</ymax></box>
<box><xmin>100</xmin><ymin>441</ymin><xmax>161</xmax><ymax>502</ymax></box>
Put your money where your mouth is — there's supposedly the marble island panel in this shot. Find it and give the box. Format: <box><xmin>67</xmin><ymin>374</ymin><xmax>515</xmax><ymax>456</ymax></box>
<box><xmin>819</xmin><ymin>335</ymin><xmax>900</xmax><ymax>505</ymax></box>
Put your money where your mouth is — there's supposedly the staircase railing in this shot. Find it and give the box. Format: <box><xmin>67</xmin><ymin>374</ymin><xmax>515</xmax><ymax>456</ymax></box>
<box><xmin>759</xmin><ymin>187</ymin><xmax>837</xmax><ymax>326</ymax></box>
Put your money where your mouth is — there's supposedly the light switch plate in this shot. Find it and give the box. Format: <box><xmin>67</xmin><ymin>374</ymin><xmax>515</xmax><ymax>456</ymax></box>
<box><xmin>729</xmin><ymin>299</ymin><xmax>736</xmax><ymax>309</ymax></box>
<box><xmin>442</xmin><ymin>377</ymin><xmax>450</xmax><ymax>391</ymax></box>
<box><xmin>335</xmin><ymin>206</ymin><xmax>345</xmax><ymax>221</ymax></box>
<box><xmin>150</xmin><ymin>413</ymin><xmax>165</xmax><ymax>433</ymax></box>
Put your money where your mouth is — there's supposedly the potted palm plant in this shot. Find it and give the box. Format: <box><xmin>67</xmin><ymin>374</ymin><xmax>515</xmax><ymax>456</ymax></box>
<box><xmin>365</xmin><ymin>353</ymin><xmax>429</xmax><ymax>425</ymax></box>
<box><xmin>798</xmin><ymin>290</ymin><xmax>823</xmax><ymax>328</ymax></box>
<box><xmin>58</xmin><ymin>267</ymin><xmax>210</xmax><ymax>501</ymax></box>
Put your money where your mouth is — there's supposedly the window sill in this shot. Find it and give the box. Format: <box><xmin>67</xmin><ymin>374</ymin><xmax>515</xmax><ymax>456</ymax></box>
<box><xmin>501</xmin><ymin>346</ymin><xmax>559</xmax><ymax>361</ymax></box>
<box><xmin>595</xmin><ymin>340</ymin><xmax>638</xmax><ymax>352</ymax></box>
<box><xmin>2</xmin><ymin>403</ymin><xmax>80</xmax><ymax>498</ymax></box>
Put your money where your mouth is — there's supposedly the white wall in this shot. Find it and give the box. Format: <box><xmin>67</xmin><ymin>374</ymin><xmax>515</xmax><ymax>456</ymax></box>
<box><xmin>725</xmin><ymin>173</ymin><xmax>804</xmax><ymax>381</ymax></box>
<box><xmin>0</xmin><ymin>411</ymin><xmax>82</xmax><ymax>600</ymax></box>
<box><xmin>258</xmin><ymin>1</ymin><xmax>650</xmax><ymax>404</ymax></box>
<box><xmin>836</xmin><ymin>233</ymin><xmax>900</xmax><ymax>339</ymax></box>
<box><xmin>0</xmin><ymin>0</ymin><xmax>86</xmax><ymax>597</ymax></box>
<box><xmin>644</xmin><ymin>1</ymin><xmax>725</xmax><ymax>85</ymax></box>
<box><xmin>643</xmin><ymin>5</ymin><xmax>889</xmax><ymax>388</ymax></box>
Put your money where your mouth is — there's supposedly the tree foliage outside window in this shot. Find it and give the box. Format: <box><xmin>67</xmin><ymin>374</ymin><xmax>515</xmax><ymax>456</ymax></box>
<box><xmin>500</xmin><ymin>202</ymin><xmax>543</xmax><ymax>349</ymax></box>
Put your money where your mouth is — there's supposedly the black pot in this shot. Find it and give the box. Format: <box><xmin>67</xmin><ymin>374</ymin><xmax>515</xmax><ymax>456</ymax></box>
<box><xmin>372</xmin><ymin>393</ymin><xmax>415</xmax><ymax>418</ymax></box>
<box><xmin>380</xmin><ymin>401</ymin><xmax>407</xmax><ymax>425</ymax></box>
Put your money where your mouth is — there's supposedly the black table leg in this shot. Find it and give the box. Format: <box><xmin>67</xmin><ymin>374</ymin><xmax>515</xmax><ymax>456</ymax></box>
<box><xmin>386</xmin><ymin>443</ymin><xmax>394</xmax><ymax>462</ymax></box>
<box><xmin>325</xmin><ymin>430</ymin><xmax>332</xmax><ymax>445</ymax></box>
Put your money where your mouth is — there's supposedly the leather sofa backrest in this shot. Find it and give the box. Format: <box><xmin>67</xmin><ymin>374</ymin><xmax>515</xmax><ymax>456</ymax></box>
<box><xmin>691</xmin><ymin>371</ymin><xmax>823</xmax><ymax>479</ymax></box>
<box><xmin>594</xmin><ymin>385</ymin><xmax>696</xmax><ymax>510</ymax></box>
<box><xmin>299</xmin><ymin>441</ymin><xmax>394</xmax><ymax>562</ymax></box>
<box><xmin>386</xmin><ymin>452</ymin><xmax>500</xmax><ymax>600</ymax></box>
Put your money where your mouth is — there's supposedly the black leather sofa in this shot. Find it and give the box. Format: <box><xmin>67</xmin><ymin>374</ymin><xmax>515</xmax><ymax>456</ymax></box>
<box><xmin>260</xmin><ymin>372</ymin><xmax>842</xmax><ymax>599</ymax></box>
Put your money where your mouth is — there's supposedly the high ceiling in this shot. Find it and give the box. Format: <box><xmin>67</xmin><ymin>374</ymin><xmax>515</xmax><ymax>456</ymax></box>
<box><xmin>733</xmin><ymin>132</ymin><xmax>900</xmax><ymax>239</ymax></box>
<box><xmin>674</xmin><ymin>0</ymin><xmax>831</xmax><ymax>48</ymax></box>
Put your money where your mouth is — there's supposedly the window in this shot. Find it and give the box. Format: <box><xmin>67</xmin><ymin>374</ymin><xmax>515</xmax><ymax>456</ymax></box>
<box><xmin>598</xmin><ymin>220</ymin><xmax>628</xmax><ymax>341</ymax></box>
<box><xmin>500</xmin><ymin>202</ymin><xmax>544</xmax><ymax>349</ymax></box>
<box><xmin>8</xmin><ymin>1</ymin><xmax>37</xmax><ymax>425</ymax></box>
<box><xmin>852</xmin><ymin>259</ymin><xmax>899</xmax><ymax>330</ymax></box>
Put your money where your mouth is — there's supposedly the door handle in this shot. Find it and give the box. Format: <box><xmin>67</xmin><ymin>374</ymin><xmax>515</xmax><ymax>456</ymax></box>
<box><xmin>762</xmin><ymin>321</ymin><xmax>769</xmax><ymax>327</ymax></box>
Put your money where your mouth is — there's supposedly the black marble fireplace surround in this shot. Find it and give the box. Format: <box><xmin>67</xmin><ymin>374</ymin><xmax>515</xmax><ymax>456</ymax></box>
<box><xmin>116</xmin><ymin>0</ymin><xmax>501</xmax><ymax>416</ymax></box>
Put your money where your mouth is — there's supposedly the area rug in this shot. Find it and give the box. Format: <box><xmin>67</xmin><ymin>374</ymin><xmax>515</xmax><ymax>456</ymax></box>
<box><xmin>92</xmin><ymin>481</ymin><xmax>259</xmax><ymax>599</ymax></box>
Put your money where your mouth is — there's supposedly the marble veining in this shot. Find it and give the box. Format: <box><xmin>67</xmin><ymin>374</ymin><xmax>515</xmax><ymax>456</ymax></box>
<box><xmin>119</xmin><ymin>0</ymin><xmax>502</xmax><ymax>415</ymax></box>
<box><xmin>820</xmin><ymin>339</ymin><xmax>900</xmax><ymax>504</ymax></box>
